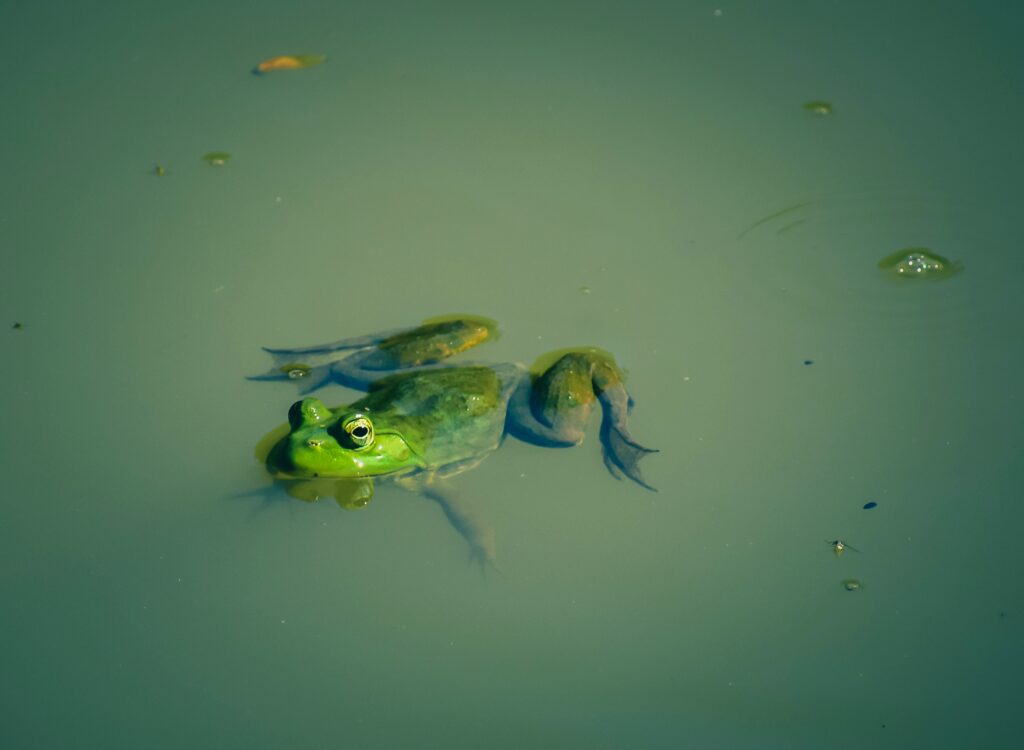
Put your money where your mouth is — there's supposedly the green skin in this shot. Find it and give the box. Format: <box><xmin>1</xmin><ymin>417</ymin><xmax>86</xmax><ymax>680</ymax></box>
<box><xmin>266</xmin><ymin>365</ymin><xmax>515</xmax><ymax>481</ymax></box>
<box><xmin>251</xmin><ymin>316</ymin><xmax>657</xmax><ymax>566</ymax></box>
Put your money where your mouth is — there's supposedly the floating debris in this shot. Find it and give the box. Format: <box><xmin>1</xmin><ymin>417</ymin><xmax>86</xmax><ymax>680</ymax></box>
<box><xmin>803</xmin><ymin>101</ymin><xmax>833</xmax><ymax>116</ymax></box>
<box><xmin>154</xmin><ymin>165</ymin><xmax>166</xmax><ymax>177</ymax></box>
<box><xmin>863</xmin><ymin>501</ymin><xmax>878</xmax><ymax>510</ymax></box>
<box><xmin>842</xmin><ymin>578</ymin><xmax>862</xmax><ymax>592</ymax></box>
<box><xmin>878</xmin><ymin>247</ymin><xmax>962</xmax><ymax>280</ymax></box>
<box><xmin>12</xmin><ymin>322</ymin><xmax>23</xmax><ymax>330</ymax></box>
<box><xmin>828</xmin><ymin>539</ymin><xmax>860</xmax><ymax>556</ymax></box>
<box><xmin>255</xmin><ymin>54</ymin><xmax>327</xmax><ymax>74</ymax></box>
<box><xmin>803</xmin><ymin>359</ymin><xmax>814</xmax><ymax>366</ymax></box>
<box><xmin>202</xmin><ymin>152</ymin><xmax>231</xmax><ymax>167</ymax></box>
<box><xmin>579</xmin><ymin>286</ymin><xmax>592</xmax><ymax>295</ymax></box>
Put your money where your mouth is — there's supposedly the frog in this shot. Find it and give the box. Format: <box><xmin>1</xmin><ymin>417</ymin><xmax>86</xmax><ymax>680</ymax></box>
<box><xmin>249</xmin><ymin>315</ymin><xmax>658</xmax><ymax>567</ymax></box>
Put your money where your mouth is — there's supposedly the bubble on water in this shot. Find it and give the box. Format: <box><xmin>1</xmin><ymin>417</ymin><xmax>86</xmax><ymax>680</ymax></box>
<box><xmin>842</xmin><ymin>578</ymin><xmax>862</xmax><ymax>592</ymax></box>
<box><xmin>877</xmin><ymin>247</ymin><xmax>962</xmax><ymax>280</ymax></box>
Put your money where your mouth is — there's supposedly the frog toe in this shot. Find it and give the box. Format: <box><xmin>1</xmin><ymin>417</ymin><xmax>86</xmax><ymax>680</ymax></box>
<box><xmin>247</xmin><ymin>362</ymin><xmax>333</xmax><ymax>393</ymax></box>
<box><xmin>468</xmin><ymin>544</ymin><xmax>503</xmax><ymax>577</ymax></box>
<box><xmin>600</xmin><ymin>424</ymin><xmax>658</xmax><ymax>491</ymax></box>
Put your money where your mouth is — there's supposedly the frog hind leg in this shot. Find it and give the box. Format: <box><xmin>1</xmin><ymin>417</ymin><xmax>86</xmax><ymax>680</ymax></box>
<box><xmin>597</xmin><ymin>382</ymin><xmax>659</xmax><ymax>491</ymax></box>
<box><xmin>509</xmin><ymin>350</ymin><xmax>658</xmax><ymax>490</ymax></box>
<box><xmin>247</xmin><ymin>360</ymin><xmax>335</xmax><ymax>394</ymax></box>
<box><xmin>253</xmin><ymin>327</ymin><xmax>411</xmax><ymax>391</ymax></box>
<box><xmin>249</xmin><ymin>339</ymin><xmax>461</xmax><ymax>394</ymax></box>
<box><xmin>262</xmin><ymin>315</ymin><xmax>495</xmax><ymax>361</ymax></box>
<box><xmin>506</xmin><ymin>377</ymin><xmax>583</xmax><ymax>447</ymax></box>
<box><xmin>261</xmin><ymin>327</ymin><xmax>409</xmax><ymax>357</ymax></box>
<box><xmin>257</xmin><ymin>315</ymin><xmax>499</xmax><ymax>390</ymax></box>
<box><xmin>337</xmin><ymin>316</ymin><xmax>500</xmax><ymax>388</ymax></box>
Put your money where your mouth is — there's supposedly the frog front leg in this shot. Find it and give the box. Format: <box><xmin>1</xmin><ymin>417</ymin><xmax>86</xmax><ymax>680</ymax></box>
<box><xmin>508</xmin><ymin>349</ymin><xmax>658</xmax><ymax>490</ymax></box>
<box><xmin>396</xmin><ymin>474</ymin><xmax>498</xmax><ymax>571</ymax></box>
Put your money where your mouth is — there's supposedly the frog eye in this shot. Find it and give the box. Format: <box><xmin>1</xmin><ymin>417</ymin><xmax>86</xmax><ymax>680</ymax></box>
<box><xmin>341</xmin><ymin>416</ymin><xmax>374</xmax><ymax>450</ymax></box>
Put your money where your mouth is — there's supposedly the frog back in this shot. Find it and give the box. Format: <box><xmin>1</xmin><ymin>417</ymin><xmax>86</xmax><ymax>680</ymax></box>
<box><xmin>351</xmin><ymin>364</ymin><xmax>522</xmax><ymax>470</ymax></box>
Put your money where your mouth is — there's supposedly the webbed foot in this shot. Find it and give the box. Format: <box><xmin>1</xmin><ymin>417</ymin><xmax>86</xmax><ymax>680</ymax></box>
<box><xmin>600</xmin><ymin>421</ymin><xmax>659</xmax><ymax>491</ymax></box>
<box><xmin>598</xmin><ymin>383</ymin><xmax>658</xmax><ymax>491</ymax></box>
<box><xmin>468</xmin><ymin>543</ymin><xmax>504</xmax><ymax>577</ymax></box>
<box><xmin>247</xmin><ymin>360</ymin><xmax>335</xmax><ymax>394</ymax></box>
<box><xmin>261</xmin><ymin>328</ymin><xmax>407</xmax><ymax>357</ymax></box>
<box><xmin>404</xmin><ymin>474</ymin><xmax>500</xmax><ymax>573</ymax></box>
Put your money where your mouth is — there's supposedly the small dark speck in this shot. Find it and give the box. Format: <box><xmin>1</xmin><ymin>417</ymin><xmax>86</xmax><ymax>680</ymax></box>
<box><xmin>881</xmin><ymin>724</ymin><xmax>887</xmax><ymax>729</ymax></box>
<box><xmin>863</xmin><ymin>501</ymin><xmax>878</xmax><ymax>510</ymax></box>
<box><xmin>803</xmin><ymin>359</ymin><xmax>813</xmax><ymax>366</ymax></box>
<box><xmin>12</xmin><ymin>322</ymin><xmax>23</xmax><ymax>329</ymax></box>
<box><xmin>999</xmin><ymin>611</ymin><xmax>1008</xmax><ymax>620</ymax></box>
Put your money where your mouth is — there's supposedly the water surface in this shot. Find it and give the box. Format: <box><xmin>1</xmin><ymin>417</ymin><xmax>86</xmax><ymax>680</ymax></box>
<box><xmin>2</xmin><ymin>2</ymin><xmax>1022</xmax><ymax>748</ymax></box>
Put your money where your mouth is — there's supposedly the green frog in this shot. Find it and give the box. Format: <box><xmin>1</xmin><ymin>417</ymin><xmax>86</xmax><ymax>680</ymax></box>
<box><xmin>250</xmin><ymin>315</ymin><xmax>657</xmax><ymax>567</ymax></box>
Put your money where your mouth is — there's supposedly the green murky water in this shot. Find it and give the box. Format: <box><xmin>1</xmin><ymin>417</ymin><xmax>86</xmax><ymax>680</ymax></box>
<box><xmin>3</xmin><ymin>2</ymin><xmax>1022</xmax><ymax>748</ymax></box>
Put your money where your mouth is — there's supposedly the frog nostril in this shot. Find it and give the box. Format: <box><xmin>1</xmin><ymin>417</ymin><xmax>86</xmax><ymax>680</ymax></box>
<box><xmin>307</xmin><ymin>438</ymin><xmax>324</xmax><ymax>448</ymax></box>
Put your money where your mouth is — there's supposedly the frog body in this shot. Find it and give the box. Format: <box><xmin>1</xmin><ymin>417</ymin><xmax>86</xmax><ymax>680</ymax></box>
<box><xmin>268</xmin><ymin>364</ymin><xmax>522</xmax><ymax>480</ymax></box>
<box><xmin>251</xmin><ymin>316</ymin><xmax>657</xmax><ymax>566</ymax></box>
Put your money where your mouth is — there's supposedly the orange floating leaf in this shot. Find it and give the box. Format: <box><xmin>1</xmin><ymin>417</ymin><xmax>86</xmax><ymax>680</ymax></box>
<box><xmin>255</xmin><ymin>54</ymin><xmax>327</xmax><ymax>74</ymax></box>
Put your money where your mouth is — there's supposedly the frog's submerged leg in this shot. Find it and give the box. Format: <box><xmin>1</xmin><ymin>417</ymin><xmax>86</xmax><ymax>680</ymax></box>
<box><xmin>508</xmin><ymin>350</ymin><xmax>658</xmax><ymax>490</ymax></box>
<box><xmin>398</xmin><ymin>475</ymin><xmax>498</xmax><ymax>571</ymax></box>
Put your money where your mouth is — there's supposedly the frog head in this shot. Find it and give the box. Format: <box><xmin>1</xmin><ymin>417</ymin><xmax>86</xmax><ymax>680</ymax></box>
<box><xmin>265</xmin><ymin>398</ymin><xmax>421</xmax><ymax>479</ymax></box>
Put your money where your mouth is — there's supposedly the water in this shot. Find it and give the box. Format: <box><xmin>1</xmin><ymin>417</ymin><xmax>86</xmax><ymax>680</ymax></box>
<box><xmin>2</xmin><ymin>2</ymin><xmax>1022</xmax><ymax>748</ymax></box>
